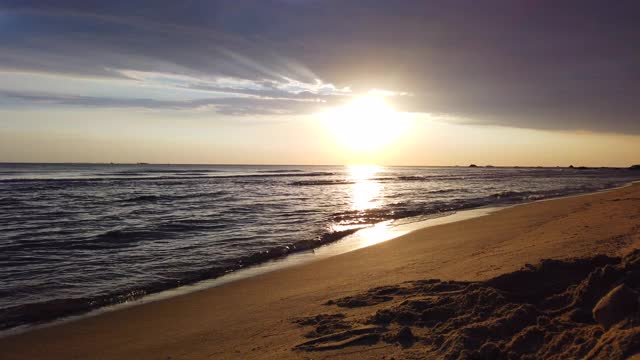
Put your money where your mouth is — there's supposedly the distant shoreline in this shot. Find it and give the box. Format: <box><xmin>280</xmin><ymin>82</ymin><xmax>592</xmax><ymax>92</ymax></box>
<box><xmin>0</xmin><ymin>162</ymin><xmax>636</xmax><ymax>169</ymax></box>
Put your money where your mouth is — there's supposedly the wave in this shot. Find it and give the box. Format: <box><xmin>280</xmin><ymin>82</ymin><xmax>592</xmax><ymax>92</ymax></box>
<box><xmin>85</xmin><ymin>222</ymin><xmax>228</xmax><ymax>250</ymax></box>
<box><xmin>118</xmin><ymin>195</ymin><xmax>161</xmax><ymax>203</ymax></box>
<box><xmin>395</xmin><ymin>175</ymin><xmax>465</xmax><ymax>182</ymax></box>
<box><xmin>0</xmin><ymin>197</ymin><xmax>23</xmax><ymax>206</ymax></box>
<box><xmin>290</xmin><ymin>180</ymin><xmax>472</xmax><ymax>187</ymax></box>
<box><xmin>0</xmin><ymin>171</ymin><xmax>336</xmax><ymax>184</ymax></box>
<box><xmin>291</xmin><ymin>180</ymin><xmax>356</xmax><ymax>186</ymax></box>
<box><xmin>427</xmin><ymin>188</ymin><xmax>468</xmax><ymax>194</ymax></box>
<box><xmin>0</xmin><ymin>226</ymin><xmax>365</xmax><ymax>331</ymax></box>
<box><xmin>116</xmin><ymin>191</ymin><xmax>228</xmax><ymax>203</ymax></box>
<box><xmin>257</xmin><ymin>169</ymin><xmax>304</xmax><ymax>173</ymax></box>
<box><xmin>221</xmin><ymin>171</ymin><xmax>334</xmax><ymax>178</ymax></box>
<box><xmin>112</xmin><ymin>169</ymin><xmax>223</xmax><ymax>174</ymax></box>
<box><xmin>88</xmin><ymin>229</ymin><xmax>162</xmax><ymax>249</ymax></box>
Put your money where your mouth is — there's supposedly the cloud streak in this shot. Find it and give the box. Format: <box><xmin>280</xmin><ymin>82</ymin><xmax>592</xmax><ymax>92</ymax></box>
<box><xmin>0</xmin><ymin>89</ymin><xmax>327</xmax><ymax>116</ymax></box>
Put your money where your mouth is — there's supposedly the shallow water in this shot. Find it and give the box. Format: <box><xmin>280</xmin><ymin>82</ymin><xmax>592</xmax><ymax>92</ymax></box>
<box><xmin>1</xmin><ymin>163</ymin><xmax>639</xmax><ymax>330</ymax></box>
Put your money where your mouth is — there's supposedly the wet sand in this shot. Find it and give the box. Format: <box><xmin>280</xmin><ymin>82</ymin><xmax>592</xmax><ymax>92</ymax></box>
<box><xmin>2</xmin><ymin>183</ymin><xmax>640</xmax><ymax>359</ymax></box>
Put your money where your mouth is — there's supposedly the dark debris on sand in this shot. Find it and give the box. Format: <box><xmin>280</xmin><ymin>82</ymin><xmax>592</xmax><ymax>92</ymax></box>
<box><xmin>292</xmin><ymin>249</ymin><xmax>640</xmax><ymax>359</ymax></box>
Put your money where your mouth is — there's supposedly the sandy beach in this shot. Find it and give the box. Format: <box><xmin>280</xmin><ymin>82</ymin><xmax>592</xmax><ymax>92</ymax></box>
<box><xmin>2</xmin><ymin>183</ymin><xmax>640</xmax><ymax>359</ymax></box>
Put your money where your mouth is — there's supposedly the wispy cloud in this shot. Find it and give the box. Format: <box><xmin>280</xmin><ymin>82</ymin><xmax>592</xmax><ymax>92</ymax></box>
<box><xmin>0</xmin><ymin>68</ymin><xmax>359</xmax><ymax>115</ymax></box>
<box><xmin>116</xmin><ymin>69</ymin><xmax>351</xmax><ymax>100</ymax></box>
<box><xmin>0</xmin><ymin>89</ymin><xmax>328</xmax><ymax>116</ymax></box>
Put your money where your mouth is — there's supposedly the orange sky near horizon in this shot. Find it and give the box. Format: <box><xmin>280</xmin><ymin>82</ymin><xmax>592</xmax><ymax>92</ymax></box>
<box><xmin>1</xmin><ymin>105</ymin><xmax>639</xmax><ymax>167</ymax></box>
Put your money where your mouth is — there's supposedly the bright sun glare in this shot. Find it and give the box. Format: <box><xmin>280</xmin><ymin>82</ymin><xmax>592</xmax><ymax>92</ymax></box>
<box><xmin>321</xmin><ymin>95</ymin><xmax>411</xmax><ymax>153</ymax></box>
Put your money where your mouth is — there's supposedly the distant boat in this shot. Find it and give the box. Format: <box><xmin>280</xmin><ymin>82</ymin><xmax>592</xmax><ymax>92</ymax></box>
<box><xmin>137</xmin><ymin>162</ymin><xmax>149</xmax><ymax>165</ymax></box>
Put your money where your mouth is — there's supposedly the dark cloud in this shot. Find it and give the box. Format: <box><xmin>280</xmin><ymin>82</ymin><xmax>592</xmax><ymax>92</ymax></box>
<box><xmin>1</xmin><ymin>1</ymin><xmax>639</xmax><ymax>133</ymax></box>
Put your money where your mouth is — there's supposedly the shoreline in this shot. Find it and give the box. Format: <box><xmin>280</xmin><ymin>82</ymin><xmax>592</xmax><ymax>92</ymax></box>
<box><xmin>2</xmin><ymin>182</ymin><xmax>640</xmax><ymax>359</ymax></box>
<box><xmin>0</xmin><ymin>207</ymin><xmax>501</xmax><ymax>339</ymax></box>
<box><xmin>2</xmin><ymin>179</ymin><xmax>639</xmax><ymax>338</ymax></box>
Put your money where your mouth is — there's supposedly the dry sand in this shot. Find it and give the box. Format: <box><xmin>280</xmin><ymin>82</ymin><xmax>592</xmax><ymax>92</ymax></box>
<box><xmin>2</xmin><ymin>183</ymin><xmax>640</xmax><ymax>359</ymax></box>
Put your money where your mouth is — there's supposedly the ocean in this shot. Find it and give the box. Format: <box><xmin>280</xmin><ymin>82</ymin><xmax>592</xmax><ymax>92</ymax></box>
<box><xmin>1</xmin><ymin>163</ymin><xmax>639</xmax><ymax>331</ymax></box>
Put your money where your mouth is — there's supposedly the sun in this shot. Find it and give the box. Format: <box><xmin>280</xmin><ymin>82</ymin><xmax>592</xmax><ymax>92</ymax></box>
<box><xmin>320</xmin><ymin>95</ymin><xmax>411</xmax><ymax>153</ymax></box>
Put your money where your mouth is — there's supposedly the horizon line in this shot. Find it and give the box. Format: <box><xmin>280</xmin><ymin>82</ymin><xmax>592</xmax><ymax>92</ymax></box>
<box><xmin>0</xmin><ymin>161</ymin><xmax>637</xmax><ymax>169</ymax></box>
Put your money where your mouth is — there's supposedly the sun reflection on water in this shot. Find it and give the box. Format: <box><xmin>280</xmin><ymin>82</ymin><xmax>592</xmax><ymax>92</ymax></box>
<box><xmin>347</xmin><ymin>165</ymin><xmax>382</xmax><ymax>211</ymax></box>
<box><xmin>347</xmin><ymin>164</ymin><xmax>380</xmax><ymax>180</ymax></box>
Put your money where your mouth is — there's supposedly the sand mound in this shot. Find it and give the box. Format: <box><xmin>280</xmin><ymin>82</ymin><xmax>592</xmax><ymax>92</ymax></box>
<box><xmin>292</xmin><ymin>250</ymin><xmax>640</xmax><ymax>359</ymax></box>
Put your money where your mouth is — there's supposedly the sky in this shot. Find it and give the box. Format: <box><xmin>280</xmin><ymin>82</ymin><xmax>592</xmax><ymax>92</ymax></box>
<box><xmin>1</xmin><ymin>0</ymin><xmax>639</xmax><ymax>166</ymax></box>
